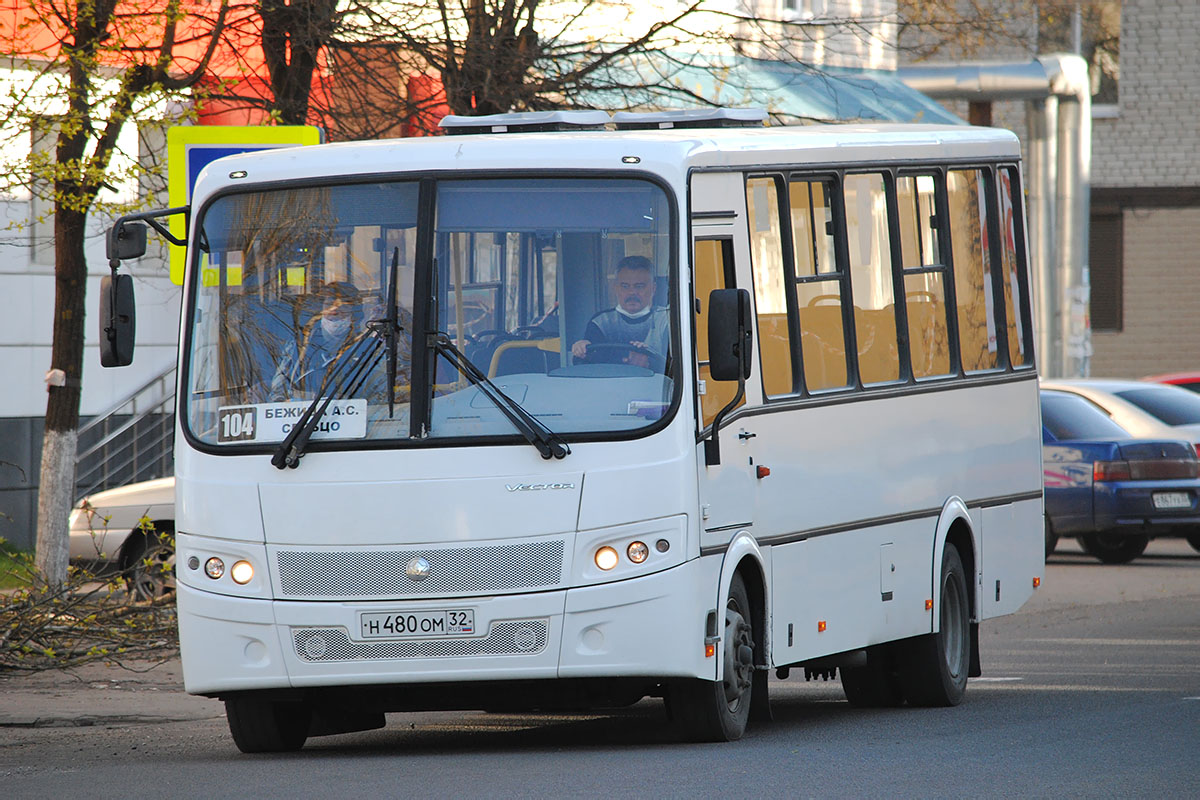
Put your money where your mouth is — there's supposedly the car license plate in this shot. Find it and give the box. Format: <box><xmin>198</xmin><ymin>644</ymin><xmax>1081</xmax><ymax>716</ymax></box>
<box><xmin>359</xmin><ymin>609</ymin><xmax>475</xmax><ymax>640</ymax></box>
<box><xmin>1152</xmin><ymin>491</ymin><xmax>1191</xmax><ymax>510</ymax></box>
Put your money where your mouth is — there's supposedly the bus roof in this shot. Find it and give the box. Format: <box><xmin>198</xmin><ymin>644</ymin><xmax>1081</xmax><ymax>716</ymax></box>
<box><xmin>192</xmin><ymin>123</ymin><xmax>1021</xmax><ymax>200</ymax></box>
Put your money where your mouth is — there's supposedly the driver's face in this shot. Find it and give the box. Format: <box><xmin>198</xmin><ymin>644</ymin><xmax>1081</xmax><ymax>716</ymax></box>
<box><xmin>615</xmin><ymin>268</ymin><xmax>655</xmax><ymax>313</ymax></box>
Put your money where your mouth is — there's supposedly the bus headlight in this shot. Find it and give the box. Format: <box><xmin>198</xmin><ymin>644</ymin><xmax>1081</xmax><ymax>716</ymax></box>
<box><xmin>595</xmin><ymin>546</ymin><xmax>619</xmax><ymax>571</ymax></box>
<box><xmin>204</xmin><ymin>557</ymin><xmax>225</xmax><ymax>579</ymax></box>
<box><xmin>230</xmin><ymin>560</ymin><xmax>254</xmax><ymax>585</ymax></box>
<box><xmin>627</xmin><ymin>541</ymin><xmax>649</xmax><ymax>564</ymax></box>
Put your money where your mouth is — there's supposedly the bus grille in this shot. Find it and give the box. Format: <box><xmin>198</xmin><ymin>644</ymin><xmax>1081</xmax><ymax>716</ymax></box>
<box><xmin>275</xmin><ymin>540</ymin><xmax>565</xmax><ymax>598</ymax></box>
<box><xmin>293</xmin><ymin>620</ymin><xmax>549</xmax><ymax>661</ymax></box>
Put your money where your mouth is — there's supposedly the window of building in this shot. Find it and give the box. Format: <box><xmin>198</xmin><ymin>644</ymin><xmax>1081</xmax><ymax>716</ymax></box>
<box><xmin>1089</xmin><ymin>209</ymin><xmax>1123</xmax><ymax>332</ymax></box>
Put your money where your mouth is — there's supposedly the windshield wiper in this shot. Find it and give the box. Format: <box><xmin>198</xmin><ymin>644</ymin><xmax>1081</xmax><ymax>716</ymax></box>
<box><xmin>366</xmin><ymin>247</ymin><xmax>404</xmax><ymax>418</ymax></box>
<box><xmin>271</xmin><ymin>332</ymin><xmax>384</xmax><ymax>470</ymax></box>
<box><xmin>428</xmin><ymin>332</ymin><xmax>570</xmax><ymax>460</ymax></box>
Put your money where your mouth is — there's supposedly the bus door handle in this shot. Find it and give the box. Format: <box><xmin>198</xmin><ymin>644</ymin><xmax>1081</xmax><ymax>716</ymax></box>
<box><xmin>737</xmin><ymin>430</ymin><xmax>756</xmax><ymax>441</ymax></box>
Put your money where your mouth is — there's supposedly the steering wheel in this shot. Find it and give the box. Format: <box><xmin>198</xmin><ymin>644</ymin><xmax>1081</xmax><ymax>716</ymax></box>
<box><xmin>578</xmin><ymin>342</ymin><xmax>667</xmax><ymax>373</ymax></box>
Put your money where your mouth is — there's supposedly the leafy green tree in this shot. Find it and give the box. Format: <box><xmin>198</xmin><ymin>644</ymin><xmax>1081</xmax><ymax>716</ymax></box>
<box><xmin>0</xmin><ymin>0</ymin><xmax>233</xmax><ymax>586</ymax></box>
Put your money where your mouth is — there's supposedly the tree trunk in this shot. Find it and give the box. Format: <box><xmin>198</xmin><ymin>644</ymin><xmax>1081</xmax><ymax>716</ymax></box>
<box><xmin>34</xmin><ymin>206</ymin><xmax>89</xmax><ymax>586</ymax></box>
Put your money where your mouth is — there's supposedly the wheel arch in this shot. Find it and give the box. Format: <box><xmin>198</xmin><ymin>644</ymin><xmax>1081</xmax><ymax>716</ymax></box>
<box><xmin>714</xmin><ymin>532</ymin><xmax>768</xmax><ymax>681</ymax></box>
<box><xmin>933</xmin><ymin>498</ymin><xmax>978</xmax><ymax>628</ymax></box>
<box><xmin>934</xmin><ymin>498</ymin><xmax>981</xmax><ymax>678</ymax></box>
<box><xmin>117</xmin><ymin>519</ymin><xmax>176</xmax><ymax>570</ymax></box>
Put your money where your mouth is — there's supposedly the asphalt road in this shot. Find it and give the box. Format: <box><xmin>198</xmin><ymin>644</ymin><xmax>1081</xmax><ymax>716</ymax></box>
<box><xmin>2</xmin><ymin>538</ymin><xmax>1198</xmax><ymax>798</ymax></box>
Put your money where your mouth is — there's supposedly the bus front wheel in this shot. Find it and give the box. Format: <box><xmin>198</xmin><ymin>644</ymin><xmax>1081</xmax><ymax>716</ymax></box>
<box><xmin>667</xmin><ymin>573</ymin><xmax>755</xmax><ymax>742</ymax></box>
<box><xmin>225</xmin><ymin>695</ymin><xmax>311</xmax><ymax>753</ymax></box>
<box><xmin>898</xmin><ymin>543</ymin><xmax>970</xmax><ymax>707</ymax></box>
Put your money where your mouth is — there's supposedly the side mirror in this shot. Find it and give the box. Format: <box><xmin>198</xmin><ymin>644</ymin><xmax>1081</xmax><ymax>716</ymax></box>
<box><xmin>100</xmin><ymin>273</ymin><xmax>136</xmax><ymax>367</ymax></box>
<box><xmin>107</xmin><ymin>221</ymin><xmax>147</xmax><ymax>261</ymax></box>
<box><xmin>707</xmin><ymin>288</ymin><xmax>752</xmax><ymax>381</ymax></box>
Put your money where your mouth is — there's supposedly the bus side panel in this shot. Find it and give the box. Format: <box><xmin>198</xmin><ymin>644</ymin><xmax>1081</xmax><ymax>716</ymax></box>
<box><xmin>980</xmin><ymin>497</ymin><xmax>1044</xmax><ymax>619</ymax></box>
<box><xmin>769</xmin><ymin>518</ymin><xmax>935</xmax><ymax>665</ymax></box>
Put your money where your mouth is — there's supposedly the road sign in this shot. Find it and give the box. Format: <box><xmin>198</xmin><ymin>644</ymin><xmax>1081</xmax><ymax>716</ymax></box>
<box><xmin>166</xmin><ymin>125</ymin><xmax>322</xmax><ymax>284</ymax></box>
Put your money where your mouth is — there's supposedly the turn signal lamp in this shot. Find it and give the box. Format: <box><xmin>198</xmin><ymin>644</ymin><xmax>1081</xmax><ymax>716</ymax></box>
<box><xmin>1033</xmin><ymin>576</ymin><xmax>1041</xmax><ymax>589</ymax></box>
<box><xmin>204</xmin><ymin>557</ymin><xmax>225</xmax><ymax>579</ymax></box>
<box><xmin>231</xmin><ymin>560</ymin><xmax>254</xmax><ymax>585</ymax></box>
<box><xmin>817</xmin><ymin>620</ymin><xmax>827</xmax><ymax>633</ymax></box>
<box><xmin>627</xmin><ymin>541</ymin><xmax>649</xmax><ymax>564</ymax></box>
<box><xmin>595</xmin><ymin>546</ymin><xmax>619</xmax><ymax>571</ymax></box>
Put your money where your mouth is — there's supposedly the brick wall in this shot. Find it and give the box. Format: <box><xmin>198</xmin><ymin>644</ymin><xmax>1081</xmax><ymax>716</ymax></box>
<box><xmin>1092</xmin><ymin>0</ymin><xmax>1200</xmax><ymax>188</ymax></box>
<box><xmin>1089</xmin><ymin>0</ymin><xmax>1200</xmax><ymax>377</ymax></box>
<box><xmin>1090</xmin><ymin>206</ymin><xmax>1200</xmax><ymax>377</ymax></box>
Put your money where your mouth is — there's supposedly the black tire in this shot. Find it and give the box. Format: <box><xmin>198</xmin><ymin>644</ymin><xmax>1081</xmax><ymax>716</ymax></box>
<box><xmin>1045</xmin><ymin>518</ymin><xmax>1059</xmax><ymax>559</ymax></box>
<box><xmin>1185</xmin><ymin>531</ymin><xmax>1200</xmax><ymax>553</ymax></box>
<box><xmin>899</xmin><ymin>544</ymin><xmax>971</xmax><ymax>707</ymax></box>
<box><xmin>840</xmin><ymin>644</ymin><xmax>904</xmax><ymax>708</ymax></box>
<box><xmin>668</xmin><ymin>573</ymin><xmax>756</xmax><ymax>742</ymax></box>
<box><xmin>124</xmin><ymin>525</ymin><xmax>175</xmax><ymax>601</ymax></box>
<box><xmin>225</xmin><ymin>695</ymin><xmax>311</xmax><ymax>753</ymax></box>
<box><xmin>1078</xmin><ymin>531</ymin><xmax>1149</xmax><ymax>564</ymax></box>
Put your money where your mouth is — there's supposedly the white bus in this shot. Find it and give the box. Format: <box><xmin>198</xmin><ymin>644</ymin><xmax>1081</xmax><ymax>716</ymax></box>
<box><xmin>102</xmin><ymin>109</ymin><xmax>1044</xmax><ymax>752</ymax></box>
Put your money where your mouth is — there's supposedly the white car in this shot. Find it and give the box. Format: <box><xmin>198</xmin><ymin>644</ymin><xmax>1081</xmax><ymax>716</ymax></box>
<box><xmin>1039</xmin><ymin>378</ymin><xmax>1200</xmax><ymax>452</ymax></box>
<box><xmin>68</xmin><ymin>477</ymin><xmax>176</xmax><ymax>599</ymax></box>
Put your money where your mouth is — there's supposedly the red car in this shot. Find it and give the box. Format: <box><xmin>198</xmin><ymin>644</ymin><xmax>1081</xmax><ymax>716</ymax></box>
<box><xmin>1143</xmin><ymin>372</ymin><xmax>1200</xmax><ymax>394</ymax></box>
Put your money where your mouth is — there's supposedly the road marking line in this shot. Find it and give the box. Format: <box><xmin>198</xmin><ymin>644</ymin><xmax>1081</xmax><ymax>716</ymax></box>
<box><xmin>972</xmin><ymin>677</ymin><xmax>1023</xmax><ymax>682</ymax></box>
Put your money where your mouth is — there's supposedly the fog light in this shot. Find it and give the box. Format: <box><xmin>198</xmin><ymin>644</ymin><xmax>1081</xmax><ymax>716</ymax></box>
<box><xmin>204</xmin><ymin>557</ymin><xmax>225</xmax><ymax>579</ymax></box>
<box><xmin>627</xmin><ymin>541</ymin><xmax>648</xmax><ymax>563</ymax></box>
<box><xmin>231</xmin><ymin>560</ymin><xmax>254</xmax><ymax>585</ymax></box>
<box><xmin>595</xmin><ymin>546</ymin><xmax>619</xmax><ymax>571</ymax></box>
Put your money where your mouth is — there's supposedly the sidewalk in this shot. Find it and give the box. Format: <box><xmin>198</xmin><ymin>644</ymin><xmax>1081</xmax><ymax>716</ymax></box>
<box><xmin>0</xmin><ymin>656</ymin><xmax>223</xmax><ymax>728</ymax></box>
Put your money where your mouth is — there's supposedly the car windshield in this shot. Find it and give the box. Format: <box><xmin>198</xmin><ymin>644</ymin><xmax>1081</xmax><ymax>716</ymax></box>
<box><xmin>1115</xmin><ymin>387</ymin><xmax>1200</xmax><ymax>426</ymax></box>
<box><xmin>1041</xmin><ymin>391</ymin><xmax>1130</xmax><ymax>440</ymax></box>
<box><xmin>183</xmin><ymin>176</ymin><xmax>676</xmax><ymax>450</ymax></box>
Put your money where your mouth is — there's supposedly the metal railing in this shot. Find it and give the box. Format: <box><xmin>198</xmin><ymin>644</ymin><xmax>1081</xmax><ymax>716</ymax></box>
<box><xmin>75</xmin><ymin>363</ymin><xmax>176</xmax><ymax>501</ymax></box>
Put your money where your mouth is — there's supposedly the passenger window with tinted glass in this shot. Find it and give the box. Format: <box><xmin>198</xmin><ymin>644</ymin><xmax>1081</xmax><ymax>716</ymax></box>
<box><xmin>844</xmin><ymin>173</ymin><xmax>899</xmax><ymax>385</ymax></box>
<box><xmin>789</xmin><ymin>178</ymin><xmax>848</xmax><ymax>391</ymax></box>
<box><xmin>694</xmin><ymin>238</ymin><xmax>744</xmax><ymax>428</ymax></box>
<box><xmin>897</xmin><ymin>174</ymin><xmax>952</xmax><ymax>379</ymax></box>
<box><xmin>998</xmin><ymin>166</ymin><xmax>1031</xmax><ymax>368</ymax></box>
<box><xmin>947</xmin><ymin>168</ymin><xmax>1000</xmax><ymax>373</ymax></box>
<box><xmin>747</xmin><ymin>176</ymin><xmax>795</xmax><ymax>396</ymax></box>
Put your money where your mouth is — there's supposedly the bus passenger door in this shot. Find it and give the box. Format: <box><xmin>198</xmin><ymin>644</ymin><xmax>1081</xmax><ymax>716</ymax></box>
<box><xmin>694</xmin><ymin>236</ymin><xmax>755</xmax><ymax>534</ymax></box>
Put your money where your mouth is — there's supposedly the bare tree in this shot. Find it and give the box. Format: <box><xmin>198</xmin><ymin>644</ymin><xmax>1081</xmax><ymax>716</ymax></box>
<box><xmin>0</xmin><ymin>0</ymin><xmax>234</xmax><ymax>586</ymax></box>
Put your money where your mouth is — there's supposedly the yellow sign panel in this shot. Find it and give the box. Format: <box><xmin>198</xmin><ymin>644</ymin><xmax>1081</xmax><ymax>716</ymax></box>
<box><xmin>166</xmin><ymin>125</ymin><xmax>322</xmax><ymax>285</ymax></box>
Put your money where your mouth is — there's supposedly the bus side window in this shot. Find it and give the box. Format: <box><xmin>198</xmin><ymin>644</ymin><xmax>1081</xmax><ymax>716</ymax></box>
<box><xmin>844</xmin><ymin>172</ymin><xmax>900</xmax><ymax>385</ymax></box>
<box><xmin>790</xmin><ymin>178</ymin><xmax>849</xmax><ymax>391</ymax></box>
<box><xmin>746</xmin><ymin>176</ymin><xmax>796</xmax><ymax>396</ymax></box>
<box><xmin>897</xmin><ymin>174</ymin><xmax>952</xmax><ymax>379</ymax></box>
<box><xmin>998</xmin><ymin>166</ymin><xmax>1032</xmax><ymax>368</ymax></box>
<box><xmin>947</xmin><ymin>168</ymin><xmax>1000</xmax><ymax>373</ymax></box>
<box><xmin>694</xmin><ymin>238</ymin><xmax>743</xmax><ymax>428</ymax></box>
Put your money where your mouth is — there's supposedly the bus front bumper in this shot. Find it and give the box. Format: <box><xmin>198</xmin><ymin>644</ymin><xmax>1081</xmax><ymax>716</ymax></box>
<box><xmin>177</xmin><ymin>556</ymin><xmax>718</xmax><ymax>696</ymax></box>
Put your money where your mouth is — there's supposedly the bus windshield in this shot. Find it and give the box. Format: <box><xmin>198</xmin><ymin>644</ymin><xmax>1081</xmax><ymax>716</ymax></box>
<box><xmin>183</xmin><ymin>176</ymin><xmax>677</xmax><ymax>451</ymax></box>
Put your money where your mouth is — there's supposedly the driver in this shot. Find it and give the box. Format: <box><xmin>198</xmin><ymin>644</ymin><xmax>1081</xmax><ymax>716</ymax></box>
<box><xmin>571</xmin><ymin>255</ymin><xmax>669</xmax><ymax>369</ymax></box>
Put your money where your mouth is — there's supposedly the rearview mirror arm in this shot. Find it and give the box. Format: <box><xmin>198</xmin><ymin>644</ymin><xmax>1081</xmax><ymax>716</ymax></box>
<box><xmin>704</xmin><ymin>376</ymin><xmax>746</xmax><ymax>467</ymax></box>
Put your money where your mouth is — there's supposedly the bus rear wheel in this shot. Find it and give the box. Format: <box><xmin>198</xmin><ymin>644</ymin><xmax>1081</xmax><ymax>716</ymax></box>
<box><xmin>225</xmin><ymin>695</ymin><xmax>311</xmax><ymax>753</ymax></box>
<box><xmin>899</xmin><ymin>543</ymin><xmax>970</xmax><ymax>707</ymax></box>
<box><xmin>668</xmin><ymin>573</ymin><xmax>755</xmax><ymax>742</ymax></box>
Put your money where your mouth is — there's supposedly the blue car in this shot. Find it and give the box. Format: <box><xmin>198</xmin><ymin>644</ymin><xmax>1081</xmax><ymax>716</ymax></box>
<box><xmin>1042</xmin><ymin>389</ymin><xmax>1200</xmax><ymax>563</ymax></box>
